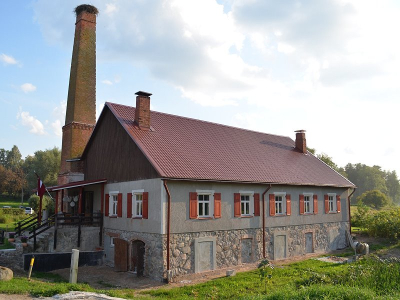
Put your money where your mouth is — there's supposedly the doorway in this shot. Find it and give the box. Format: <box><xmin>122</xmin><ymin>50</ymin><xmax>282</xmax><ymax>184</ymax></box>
<box><xmin>131</xmin><ymin>240</ymin><xmax>145</xmax><ymax>276</ymax></box>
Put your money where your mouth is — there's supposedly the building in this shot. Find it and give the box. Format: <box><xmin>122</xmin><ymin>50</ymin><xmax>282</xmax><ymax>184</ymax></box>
<box><xmin>44</xmin><ymin>5</ymin><xmax>355</xmax><ymax>281</ymax></box>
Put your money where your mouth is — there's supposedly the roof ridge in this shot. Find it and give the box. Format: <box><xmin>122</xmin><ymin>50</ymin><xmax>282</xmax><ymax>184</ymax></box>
<box><xmin>107</xmin><ymin>102</ymin><xmax>292</xmax><ymax>140</ymax></box>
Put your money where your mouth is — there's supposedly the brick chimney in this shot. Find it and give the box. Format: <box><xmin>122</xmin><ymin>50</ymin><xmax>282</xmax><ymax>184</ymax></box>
<box><xmin>58</xmin><ymin>5</ymin><xmax>98</xmax><ymax>185</ymax></box>
<box><xmin>134</xmin><ymin>91</ymin><xmax>152</xmax><ymax>129</ymax></box>
<box><xmin>295</xmin><ymin>130</ymin><xmax>307</xmax><ymax>154</ymax></box>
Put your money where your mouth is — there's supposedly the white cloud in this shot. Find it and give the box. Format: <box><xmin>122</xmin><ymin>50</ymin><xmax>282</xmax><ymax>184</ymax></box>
<box><xmin>20</xmin><ymin>83</ymin><xmax>37</xmax><ymax>93</ymax></box>
<box><xmin>102</xmin><ymin>80</ymin><xmax>113</xmax><ymax>85</ymax></box>
<box><xmin>0</xmin><ymin>53</ymin><xmax>19</xmax><ymax>65</ymax></box>
<box><xmin>105</xmin><ymin>3</ymin><xmax>117</xmax><ymax>14</ymax></box>
<box><xmin>51</xmin><ymin>101</ymin><xmax>66</xmax><ymax>136</ymax></box>
<box><xmin>17</xmin><ymin>110</ymin><xmax>46</xmax><ymax>135</ymax></box>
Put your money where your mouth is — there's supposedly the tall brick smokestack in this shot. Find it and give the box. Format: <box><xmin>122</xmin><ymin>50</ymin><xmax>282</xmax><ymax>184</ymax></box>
<box><xmin>59</xmin><ymin>5</ymin><xmax>98</xmax><ymax>185</ymax></box>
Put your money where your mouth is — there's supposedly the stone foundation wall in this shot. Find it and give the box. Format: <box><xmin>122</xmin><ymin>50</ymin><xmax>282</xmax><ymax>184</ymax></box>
<box><xmin>169</xmin><ymin>221</ymin><xmax>348</xmax><ymax>278</ymax></box>
<box><xmin>104</xmin><ymin>229</ymin><xmax>165</xmax><ymax>280</ymax></box>
<box><xmin>52</xmin><ymin>227</ymin><xmax>101</xmax><ymax>253</ymax></box>
<box><xmin>103</xmin><ymin>222</ymin><xmax>348</xmax><ymax>281</ymax></box>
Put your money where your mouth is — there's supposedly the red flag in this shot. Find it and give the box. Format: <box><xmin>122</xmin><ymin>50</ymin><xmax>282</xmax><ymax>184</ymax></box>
<box><xmin>37</xmin><ymin>178</ymin><xmax>46</xmax><ymax>198</ymax></box>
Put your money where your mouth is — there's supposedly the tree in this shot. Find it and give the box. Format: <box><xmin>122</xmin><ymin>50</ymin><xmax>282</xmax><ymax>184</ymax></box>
<box><xmin>385</xmin><ymin>170</ymin><xmax>400</xmax><ymax>204</ymax></box>
<box><xmin>23</xmin><ymin>147</ymin><xmax>61</xmax><ymax>193</ymax></box>
<box><xmin>345</xmin><ymin>163</ymin><xmax>388</xmax><ymax>201</ymax></box>
<box><xmin>357</xmin><ymin>190</ymin><xmax>390</xmax><ymax>209</ymax></box>
<box><xmin>6</xmin><ymin>145</ymin><xmax>23</xmax><ymax>171</ymax></box>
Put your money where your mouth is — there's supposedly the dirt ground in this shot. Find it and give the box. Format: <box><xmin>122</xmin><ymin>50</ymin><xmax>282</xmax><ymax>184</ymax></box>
<box><xmin>2</xmin><ymin>233</ymin><xmax>399</xmax><ymax>299</ymax></box>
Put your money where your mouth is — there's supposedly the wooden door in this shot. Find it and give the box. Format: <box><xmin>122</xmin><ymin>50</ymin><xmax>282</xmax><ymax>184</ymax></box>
<box><xmin>114</xmin><ymin>238</ymin><xmax>128</xmax><ymax>272</ymax></box>
<box><xmin>131</xmin><ymin>240</ymin><xmax>145</xmax><ymax>276</ymax></box>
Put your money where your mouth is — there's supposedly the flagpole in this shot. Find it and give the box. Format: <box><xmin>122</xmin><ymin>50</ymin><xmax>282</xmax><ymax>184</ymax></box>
<box><xmin>33</xmin><ymin>172</ymin><xmax>54</xmax><ymax>200</ymax></box>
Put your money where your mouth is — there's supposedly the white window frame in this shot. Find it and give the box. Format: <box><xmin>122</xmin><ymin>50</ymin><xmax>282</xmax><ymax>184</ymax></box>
<box><xmin>303</xmin><ymin>193</ymin><xmax>313</xmax><ymax>214</ymax></box>
<box><xmin>109</xmin><ymin>191</ymin><xmax>119</xmax><ymax>216</ymax></box>
<box><xmin>196</xmin><ymin>190</ymin><xmax>214</xmax><ymax>218</ymax></box>
<box><xmin>275</xmin><ymin>192</ymin><xmax>286</xmax><ymax>215</ymax></box>
<box><xmin>239</xmin><ymin>191</ymin><xmax>254</xmax><ymax>216</ymax></box>
<box><xmin>132</xmin><ymin>189</ymin><xmax>144</xmax><ymax>218</ymax></box>
<box><xmin>328</xmin><ymin>193</ymin><xmax>336</xmax><ymax>212</ymax></box>
<box><xmin>110</xmin><ymin>237</ymin><xmax>115</xmax><ymax>247</ymax></box>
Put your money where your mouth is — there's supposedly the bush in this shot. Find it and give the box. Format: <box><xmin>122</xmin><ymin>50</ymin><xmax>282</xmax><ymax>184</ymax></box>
<box><xmin>364</xmin><ymin>208</ymin><xmax>400</xmax><ymax>238</ymax></box>
<box><xmin>352</xmin><ymin>203</ymin><xmax>371</xmax><ymax>228</ymax></box>
<box><xmin>28</xmin><ymin>194</ymin><xmax>54</xmax><ymax>215</ymax></box>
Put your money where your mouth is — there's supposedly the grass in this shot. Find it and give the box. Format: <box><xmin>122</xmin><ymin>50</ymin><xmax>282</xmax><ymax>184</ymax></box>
<box><xmin>0</xmin><ymin>238</ymin><xmax>15</xmax><ymax>250</ymax></box>
<box><xmin>1</xmin><ymin>252</ymin><xmax>400</xmax><ymax>299</ymax></box>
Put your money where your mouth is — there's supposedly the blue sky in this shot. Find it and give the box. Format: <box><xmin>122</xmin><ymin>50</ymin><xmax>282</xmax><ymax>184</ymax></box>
<box><xmin>1</xmin><ymin>0</ymin><xmax>400</xmax><ymax>176</ymax></box>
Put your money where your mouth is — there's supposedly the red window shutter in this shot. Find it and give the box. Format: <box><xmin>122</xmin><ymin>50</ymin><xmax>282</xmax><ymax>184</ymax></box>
<box><xmin>234</xmin><ymin>193</ymin><xmax>241</xmax><ymax>217</ymax></box>
<box><xmin>214</xmin><ymin>193</ymin><xmax>221</xmax><ymax>218</ymax></box>
<box><xmin>254</xmin><ymin>193</ymin><xmax>260</xmax><ymax>216</ymax></box>
<box><xmin>313</xmin><ymin>194</ymin><xmax>318</xmax><ymax>214</ymax></box>
<box><xmin>117</xmin><ymin>193</ymin><xmax>123</xmax><ymax>217</ymax></box>
<box><xmin>324</xmin><ymin>194</ymin><xmax>329</xmax><ymax>214</ymax></box>
<box><xmin>336</xmin><ymin>195</ymin><xmax>341</xmax><ymax>213</ymax></box>
<box><xmin>105</xmin><ymin>194</ymin><xmax>109</xmax><ymax>217</ymax></box>
<box><xmin>269</xmin><ymin>194</ymin><xmax>275</xmax><ymax>216</ymax></box>
<box><xmin>143</xmin><ymin>192</ymin><xmax>149</xmax><ymax>219</ymax></box>
<box><xmin>299</xmin><ymin>194</ymin><xmax>304</xmax><ymax>215</ymax></box>
<box><xmin>127</xmin><ymin>193</ymin><xmax>132</xmax><ymax>218</ymax></box>
<box><xmin>189</xmin><ymin>192</ymin><xmax>198</xmax><ymax>219</ymax></box>
<box><xmin>286</xmin><ymin>194</ymin><xmax>291</xmax><ymax>216</ymax></box>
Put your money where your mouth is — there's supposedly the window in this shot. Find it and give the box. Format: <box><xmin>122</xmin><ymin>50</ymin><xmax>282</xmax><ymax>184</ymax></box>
<box><xmin>189</xmin><ymin>190</ymin><xmax>217</xmax><ymax>219</ymax></box>
<box><xmin>241</xmin><ymin>194</ymin><xmax>250</xmax><ymax>215</ymax></box>
<box><xmin>275</xmin><ymin>195</ymin><xmax>284</xmax><ymax>215</ymax></box>
<box><xmin>269</xmin><ymin>192</ymin><xmax>290</xmax><ymax>216</ymax></box>
<box><xmin>110</xmin><ymin>192</ymin><xmax>119</xmax><ymax>216</ymax></box>
<box><xmin>328</xmin><ymin>194</ymin><xmax>335</xmax><ymax>212</ymax></box>
<box><xmin>304</xmin><ymin>193</ymin><xmax>313</xmax><ymax>214</ymax></box>
<box><xmin>198</xmin><ymin>193</ymin><xmax>211</xmax><ymax>217</ymax></box>
<box><xmin>110</xmin><ymin>237</ymin><xmax>114</xmax><ymax>247</ymax></box>
<box><xmin>132</xmin><ymin>190</ymin><xmax>144</xmax><ymax>217</ymax></box>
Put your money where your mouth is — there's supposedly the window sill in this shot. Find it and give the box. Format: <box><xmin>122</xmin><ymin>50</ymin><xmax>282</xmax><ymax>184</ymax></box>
<box><xmin>274</xmin><ymin>214</ymin><xmax>287</xmax><ymax>217</ymax></box>
<box><xmin>240</xmin><ymin>215</ymin><xmax>253</xmax><ymax>218</ymax></box>
<box><xmin>197</xmin><ymin>217</ymin><xmax>213</xmax><ymax>220</ymax></box>
<box><xmin>328</xmin><ymin>211</ymin><xmax>338</xmax><ymax>214</ymax></box>
<box><xmin>131</xmin><ymin>217</ymin><xmax>143</xmax><ymax>219</ymax></box>
<box><xmin>109</xmin><ymin>215</ymin><xmax>118</xmax><ymax>218</ymax></box>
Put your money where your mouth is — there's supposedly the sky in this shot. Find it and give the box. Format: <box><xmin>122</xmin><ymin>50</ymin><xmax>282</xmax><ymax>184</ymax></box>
<box><xmin>1</xmin><ymin>0</ymin><xmax>400</xmax><ymax>176</ymax></box>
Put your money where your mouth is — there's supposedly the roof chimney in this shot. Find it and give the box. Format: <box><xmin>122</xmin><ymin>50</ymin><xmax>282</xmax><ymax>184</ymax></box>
<box><xmin>295</xmin><ymin>130</ymin><xmax>307</xmax><ymax>154</ymax></box>
<box><xmin>135</xmin><ymin>91</ymin><xmax>152</xmax><ymax>129</ymax></box>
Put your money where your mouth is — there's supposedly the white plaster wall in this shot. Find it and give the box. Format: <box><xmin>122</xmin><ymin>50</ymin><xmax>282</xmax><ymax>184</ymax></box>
<box><xmin>104</xmin><ymin>178</ymin><xmax>163</xmax><ymax>234</ymax></box>
<box><xmin>166</xmin><ymin>180</ymin><xmax>350</xmax><ymax>233</ymax></box>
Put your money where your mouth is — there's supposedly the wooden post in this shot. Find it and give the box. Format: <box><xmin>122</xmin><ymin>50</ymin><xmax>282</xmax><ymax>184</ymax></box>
<box><xmin>53</xmin><ymin>215</ymin><xmax>58</xmax><ymax>250</ymax></box>
<box><xmin>78</xmin><ymin>187</ymin><xmax>83</xmax><ymax>214</ymax></box>
<box><xmin>69</xmin><ymin>249</ymin><xmax>79</xmax><ymax>284</ymax></box>
<box><xmin>77</xmin><ymin>216</ymin><xmax>81</xmax><ymax>247</ymax></box>
<box><xmin>55</xmin><ymin>191</ymin><xmax>59</xmax><ymax>214</ymax></box>
<box><xmin>61</xmin><ymin>189</ymin><xmax>64</xmax><ymax>213</ymax></box>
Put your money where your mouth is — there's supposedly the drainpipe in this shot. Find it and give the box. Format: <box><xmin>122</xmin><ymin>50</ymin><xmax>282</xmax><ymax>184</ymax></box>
<box><xmin>163</xmin><ymin>180</ymin><xmax>171</xmax><ymax>278</ymax></box>
<box><xmin>348</xmin><ymin>188</ymin><xmax>356</xmax><ymax>234</ymax></box>
<box><xmin>261</xmin><ymin>184</ymin><xmax>272</xmax><ymax>258</ymax></box>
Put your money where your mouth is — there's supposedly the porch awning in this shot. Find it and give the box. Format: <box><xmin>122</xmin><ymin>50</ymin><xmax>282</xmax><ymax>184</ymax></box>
<box><xmin>47</xmin><ymin>179</ymin><xmax>107</xmax><ymax>192</ymax></box>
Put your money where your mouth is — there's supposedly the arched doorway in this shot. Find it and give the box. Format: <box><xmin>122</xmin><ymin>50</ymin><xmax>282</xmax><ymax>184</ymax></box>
<box><xmin>131</xmin><ymin>240</ymin><xmax>145</xmax><ymax>276</ymax></box>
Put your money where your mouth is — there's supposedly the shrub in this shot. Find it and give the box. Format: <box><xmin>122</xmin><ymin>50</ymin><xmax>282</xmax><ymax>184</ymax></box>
<box><xmin>28</xmin><ymin>194</ymin><xmax>54</xmax><ymax>215</ymax></box>
<box><xmin>365</xmin><ymin>208</ymin><xmax>400</xmax><ymax>238</ymax></box>
<box><xmin>352</xmin><ymin>202</ymin><xmax>371</xmax><ymax>228</ymax></box>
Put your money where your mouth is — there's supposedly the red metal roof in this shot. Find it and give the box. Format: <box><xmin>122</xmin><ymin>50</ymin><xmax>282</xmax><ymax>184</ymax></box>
<box><xmin>106</xmin><ymin>102</ymin><xmax>354</xmax><ymax>187</ymax></box>
<box><xmin>47</xmin><ymin>179</ymin><xmax>107</xmax><ymax>192</ymax></box>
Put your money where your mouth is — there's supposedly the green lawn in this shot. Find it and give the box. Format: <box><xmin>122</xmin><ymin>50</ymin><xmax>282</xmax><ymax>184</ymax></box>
<box><xmin>1</xmin><ymin>251</ymin><xmax>400</xmax><ymax>299</ymax></box>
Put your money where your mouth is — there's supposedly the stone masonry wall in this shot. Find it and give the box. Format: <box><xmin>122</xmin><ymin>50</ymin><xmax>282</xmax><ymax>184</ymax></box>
<box><xmin>169</xmin><ymin>221</ymin><xmax>348</xmax><ymax>278</ymax></box>
<box><xmin>104</xmin><ymin>229</ymin><xmax>165</xmax><ymax>281</ymax></box>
